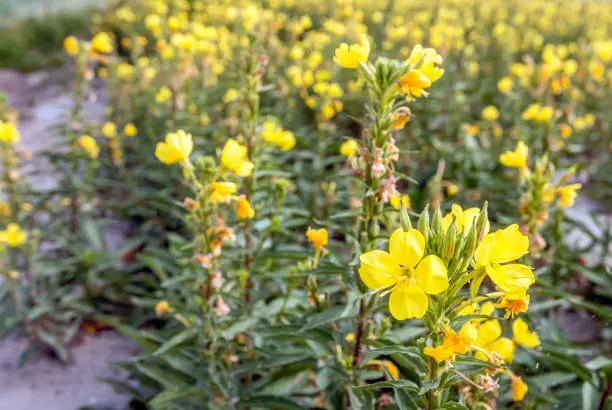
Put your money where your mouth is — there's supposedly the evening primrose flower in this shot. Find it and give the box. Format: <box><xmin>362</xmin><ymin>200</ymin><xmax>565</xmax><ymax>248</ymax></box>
<box><xmin>474</xmin><ymin>318</ymin><xmax>515</xmax><ymax>363</ymax></box>
<box><xmin>78</xmin><ymin>136</ymin><xmax>100</xmax><ymax>159</ymax></box>
<box><xmin>398</xmin><ymin>70</ymin><xmax>431</xmax><ymax>99</ymax></box>
<box><xmin>359</xmin><ymin>228</ymin><xmax>448</xmax><ymax>319</ymax></box>
<box><xmin>91</xmin><ymin>32</ymin><xmax>114</xmax><ymax>54</ymax></box>
<box><xmin>424</xmin><ymin>322</ymin><xmax>478</xmax><ymax>363</ymax></box>
<box><xmin>496</xmin><ymin>295</ymin><xmax>529</xmax><ymax>318</ymax></box>
<box><xmin>306</xmin><ymin>227</ymin><xmax>328</xmax><ymax>250</ymax></box>
<box><xmin>102</xmin><ymin>122</ymin><xmax>117</xmax><ymax>138</ymax></box>
<box><xmin>499</xmin><ymin>141</ymin><xmax>528</xmax><ymax>171</ymax></box>
<box><xmin>155</xmin><ymin>300</ymin><xmax>174</xmax><ymax>316</ymax></box>
<box><xmin>209</xmin><ymin>182</ymin><xmax>237</xmax><ymax>203</ymax></box>
<box><xmin>556</xmin><ymin>183</ymin><xmax>581</xmax><ymax>208</ymax></box>
<box><xmin>509</xmin><ymin>372</ymin><xmax>528</xmax><ymax>401</ymax></box>
<box><xmin>155</xmin><ymin>130</ymin><xmax>193</xmax><ymax>165</ymax></box>
<box><xmin>559</xmin><ymin>124</ymin><xmax>572</xmax><ymax>139</ymax></box>
<box><xmin>0</xmin><ymin>223</ymin><xmax>27</xmax><ymax>247</ymax></box>
<box><xmin>123</xmin><ymin>123</ymin><xmax>137</xmax><ymax>137</ymax></box>
<box><xmin>221</xmin><ymin>139</ymin><xmax>254</xmax><ymax>177</ymax></box>
<box><xmin>0</xmin><ymin>121</ymin><xmax>20</xmax><ymax>144</ymax></box>
<box><xmin>333</xmin><ymin>34</ymin><xmax>370</xmax><ymax>69</ymax></box>
<box><xmin>474</xmin><ymin>225</ymin><xmax>534</xmax><ymax>299</ymax></box>
<box><xmin>389</xmin><ymin>194</ymin><xmax>410</xmax><ymax>210</ymax></box>
<box><xmin>497</xmin><ymin>77</ymin><xmax>513</xmax><ymax>93</ymax></box>
<box><xmin>235</xmin><ymin>195</ymin><xmax>255</xmax><ymax>219</ymax></box>
<box><xmin>442</xmin><ymin>204</ymin><xmax>486</xmax><ymax>233</ymax></box>
<box><xmin>262</xmin><ymin>122</ymin><xmax>296</xmax><ymax>151</ymax></box>
<box><xmin>340</xmin><ymin>139</ymin><xmax>359</xmax><ymax>157</ymax></box>
<box><xmin>407</xmin><ymin>45</ymin><xmax>444</xmax><ymax>83</ymax></box>
<box><xmin>63</xmin><ymin>36</ymin><xmax>79</xmax><ymax>55</ymax></box>
<box><xmin>482</xmin><ymin>105</ymin><xmax>500</xmax><ymax>121</ymax></box>
<box><xmin>512</xmin><ymin>317</ymin><xmax>540</xmax><ymax>348</ymax></box>
<box><xmin>156</xmin><ymin>87</ymin><xmax>172</xmax><ymax>104</ymax></box>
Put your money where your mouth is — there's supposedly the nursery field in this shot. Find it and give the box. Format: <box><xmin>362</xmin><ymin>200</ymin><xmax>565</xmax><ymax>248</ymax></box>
<box><xmin>0</xmin><ymin>0</ymin><xmax>611</xmax><ymax>409</ymax></box>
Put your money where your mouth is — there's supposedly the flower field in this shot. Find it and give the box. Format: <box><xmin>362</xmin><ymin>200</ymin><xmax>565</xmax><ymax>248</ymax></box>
<box><xmin>0</xmin><ymin>0</ymin><xmax>611</xmax><ymax>409</ymax></box>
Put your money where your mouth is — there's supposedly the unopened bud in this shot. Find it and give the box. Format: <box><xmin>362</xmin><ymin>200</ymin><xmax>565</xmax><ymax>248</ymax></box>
<box><xmin>476</xmin><ymin>201</ymin><xmax>489</xmax><ymax>241</ymax></box>
<box><xmin>441</xmin><ymin>219</ymin><xmax>457</xmax><ymax>264</ymax></box>
<box><xmin>417</xmin><ymin>205</ymin><xmax>430</xmax><ymax>243</ymax></box>
<box><xmin>400</xmin><ymin>202</ymin><xmax>412</xmax><ymax>231</ymax></box>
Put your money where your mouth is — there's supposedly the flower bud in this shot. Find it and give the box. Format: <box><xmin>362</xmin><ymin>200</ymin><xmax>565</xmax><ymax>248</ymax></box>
<box><xmin>400</xmin><ymin>202</ymin><xmax>412</xmax><ymax>231</ymax></box>
<box><xmin>441</xmin><ymin>218</ymin><xmax>457</xmax><ymax>264</ymax></box>
<box><xmin>417</xmin><ymin>205</ymin><xmax>430</xmax><ymax>244</ymax></box>
<box><xmin>476</xmin><ymin>201</ymin><xmax>489</xmax><ymax>241</ymax></box>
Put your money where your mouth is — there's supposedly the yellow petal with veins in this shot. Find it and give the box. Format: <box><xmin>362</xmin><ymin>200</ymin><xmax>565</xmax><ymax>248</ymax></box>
<box><xmin>414</xmin><ymin>255</ymin><xmax>448</xmax><ymax>295</ymax></box>
<box><xmin>359</xmin><ymin>250</ymin><xmax>401</xmax><ymax>290</ymax></box>
<box><xmin>389</xmin><ymin>282</ymin><xmax>428</xmax><ymax>320</ymax></box>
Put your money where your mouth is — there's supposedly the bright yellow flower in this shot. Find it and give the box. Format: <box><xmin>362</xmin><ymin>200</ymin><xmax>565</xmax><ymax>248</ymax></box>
<box><xmin>513</xmin><ymin>318</ymin><xmax>540</xmax><ymax>348</ymax></box>
<box><xmin>560</xmin><ymin>124</ymin><xmax>572</xmax><ymax>139</ymax></box>
<box><xmin>209</xmin><ymin>182</ymin><xmax>237</xmax><ymax>203</ymax></box>
<box><xmin>398</xmin><ymin>70</ymin><xmax>431</xmax><ymax>99</ymax></box>
<box><xmin>446</xmin><ymin>182</ymin><xmax>458</xmax><ymax>197</ymax></box>
<box><xmin>306</xmin><ymin>227</ymin><xmax>328</xmax><ymax>250</ymax></box>
<box><xmin>0</xmin><ymin>121</ymin><xmax>20</xmax><ymax>144</ymax></box>
<box><xmin>91</xmin><ymin>32</ymin><xmax>114</xmax><ymax>54</ymax></box>
<box><xmin>123</xmin><ymin>123</ymin><xmax>138</xmax><ymax>137</ymax></box>
<box><xmin>367</xmin><ymin>360</ymin><xmax>399</xmax><ymax>380</ymax></box>
<box><xmin>424</xmin><ymin>322</ymin><xmax>477</xmax><ymax>363</ymax></box>
<box><xmin>496</xmin><ymin>295</ymin><xmax>529</xmax><ymax>319</ymax></box>
<box><xmin>64</xmin><ymin>36</ymin><xmax>79</xmax><ymax>55</ymax></box>
<box><xmin>334</xmin><ymin>34</ymin><xmax>370</xmax><ymax>69</ymax></box>
<box><xmin>442</xmin><ymin>204</ymin><xmax>486</xmax><ymax>233</ymax></box>
<box><xmin>0</xmin><ymin>223</ymin><xmax>27</xmax><ymax>247</ymax></box>
<box><xmin>221</xmin><ymin>139</ymin><xmax>254</xmax><ymax>177</ymax></box>
<box><xmin>340</xmin><ymin>139</ymin><xmax>359</xmax><ymax>157</ymax></box>
<box><xmin>474</xmin><ymin>225</ymin><xmax>534</xmax><ymax>299</ymax></box>
<box><xmin>389</xmin><ymin>194</ymin><xmax>410</xmax><ymax>210</ymax></box>
<box><xmin>235</xmin><ymin>195</ymin><xmax>255</xmax><ymax>219</ymax></box>
<box><xmin>475</xmin><ymin>319</ymin><xmax>515</xmax><ymax>363</ymax></box>
<box><xmin>556</xmin><ymin>183</ymin><xmax>581</xmax><ymax>208</ymax></box>
<box><xmin>510</xmin><ymin>373</ymin><xmax>528</xmax><ymax>401</ymax></box>
<box><xmin>78</xmin><ymin>136</ymin><xmax>100</xmax><ymax>159</ymax></box>
<box><xmin>262</xmin><ymin>123</ymin><xmax>296</xmax><ymax>151</ymax></box>
<box><xmin>156</xmin><ymin>87</ymin><xmax>172</xmax><ymax>104</ymax></box>
<box><xmin>155</xmin><ymin>300</ymin><xmax>174</xmax><ymax>316</ymax></box>
<box><xmin>482</xmin><ymin>105</ymin><xmax>500</xmax><ymax>121</ymax></box>
<box><xmin>359</xmin><ymin>228</ymin><xmax>448</xmax><ymax>320</ymax></box>
<box><xmin>498</xmin><ymin>77</ymin><xmax>513</xmax><ymax>93</ymax></box>
<box><xmin>499</xmin><ymin>141</ymin><xmax>528</xmax><ymax>170</ymax></box>
<box><xmin>102</xmin><ymin>122</ymin><xmax>117</xmax><ymax>138</ymax></box>
<box><xmin>155</xmin><ymin>130</ymin><xmax>193</xmax><ymax>165</ymax></box>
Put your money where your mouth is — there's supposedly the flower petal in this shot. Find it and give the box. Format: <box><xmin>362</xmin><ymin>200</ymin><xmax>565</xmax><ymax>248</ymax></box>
<box><xmin>476</xmin><ymin>319</ymin><xmax>502</xmax><ymax>346</ymax></box>
<box><xmin>389</xmin><ymin>228</ymin><xmax>424</xmax><ymax>268</ymax></box>
<box><xmin>389</xmin><ymin>282</ymin><xmax>428</xmax><ymax>320</ymax></box>
<box><xmin>474</xmin><ymin>233</ymin><xmax>494</xmax><ymax>267</ymax></box>
<box><xmin>414</xmin><ymin>255</ymin><xmax>448</xmax><ymax>295</ymax></box>
<box><xmin>488</xmin><ymin>337</ymin><xmax>515</xmax><ymax>363</ymax></box>
<box><xmin>512</xmin><ymin>318</ymin><xmax>541</xmax><ymax>348</ymax></box>
<box><xmin>359</xmin><ymin>250</ymin><xmax>401</xmax><ymax>290</ymax></box>
<box><xmin>487</xmin><ymin>264</ymin><xmax>534</xmax><ymax>299</ymax></box>
<box><xmin>492</xmin><ymin>224</ymin><xmax>529</xmax><ymax>263</ymax></box>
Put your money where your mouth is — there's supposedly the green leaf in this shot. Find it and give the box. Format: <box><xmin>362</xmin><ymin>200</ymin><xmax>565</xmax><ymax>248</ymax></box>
<box><xmin>81</xmin><ymin>217</ymin><xmax>105</xmax><ymax>251</ymax></box>
<box><xmin>353</xmin><ymin>379</ymin><xmax>419</xmax><ymax>391</ymax></box>
<box><xmin>362</xmin><ymin>345</ymin><xmax>422</xmax><ymax>364</ymax></box>
<box><xmin>299</xmin><ymin>305</ymin><xmax>354</xmax><ymax>332</ymax></box>
<box><xmin>149</xmin><ymin>386</ymin><xmax>205</xmax><ymax>407</ymax></box>
<box><xmin>441</xmin><ymin>402</ymin><xmax>470</xmax><ymax>410</ymax></box>
<box><xmin>238</xmin><ymin>395</ymin><xmax>307</xmax><ymax>410</ymax></box>
<box><xmin>135</xmin><ymin>363</ymin><xmax>194</xmax><ymax>389</ymax></box>
<box><xmin>153</xmin><ymin>327</ymin><xmax>199</xmax><ymax>356</ymax></box>
<box><xmin>582</xmin><ymin>382</ymin><xmax>598</xmax><ymax>410</ymax></box>
<box><xmin>394</xmin><ymin>387</ymin><xmax>419</xmax><ymax>410</ymax></box>
<box><xmin>528</xmin><ymin>372</ymin><xmax>577</xmax><ymax>389</ymax></box>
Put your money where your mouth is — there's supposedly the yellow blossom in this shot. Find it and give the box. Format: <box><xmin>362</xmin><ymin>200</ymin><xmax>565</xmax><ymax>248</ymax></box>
<box><xmin>474</xmin><ymin>225</ymin><xmax>534</xmax><ymax>299</ymax></box>
<box><xmin>560</xmin><ymin>124</ymin><xmax>572</xmax><ymax>139</ymax></box>
<box><xmin>334</xmin><ymin>34</ymin><xmax>370</xmax><ymax>69</ymax></box>
<box><xmin>64</xmin><ymin>36</ymin><xmax>80</xmax><ymax>55</ymax></box>
<box><xmin>123</xmin><ymin>123</ymin><xmax>138</xmax><ymax>137</ymax></box>
<box><xmin>497</xmin><ymin>77</ymin><xmax>513</xmax><ymax>93</ymax></box>
<box><xmin>91</xmin><ymin>32</ymin><xmax>114</xmax><ymax>54</ymax></box>
<box><xmin>340</xmin><ymin>140</ymin><xmax>359</xmax><ymax>157</ymax></box>
<box><xmin>512</xmin><ymin>318</ymin><xmax>540</xmax><ymax>348</ymax></box>
<box><xmin>156</xmin><ymin>87</ymin><xmax>172</xmax><ymax>104</ymax></box>
<box><xmin>556</xmin><ymin>183</ymin><xmax>581</xmax><ymax>208</ymax></box>
<box><xmin>209</xmin><ymin>182</ymin><xmax>237</xmax><ymax>204</ymax></box>
<box><xmin>424</xmin><ymin>322</ymin><xmax>478</xmax><ymax>363</ymax></box>
<box><xmin>102</xmin><ymin>122</ymin><xmax>117</xmax><ymax>138</ymax></box>
<box><xmin>0</xmin><ymin>121</ymin><xmax>20</xmax><ymax>144</ymax></box>
<box><xmin>496</xmin><ymin>295</ymin><xmax>529</xmax><ymax>319</ymax></box>
<box><xmin>221</xmin><ymin>139</ymin><xmax>254</xmax><ymax>177</ymax></box>
<box><xmin>235</xmin><ymin>195</ymin><xmax>255</xmax><ymax>219</ymax></box>
<box><xmin>0</xmin><ymin>223</ymin><xmax>27</xmax><ymax>247</ymax></box>
<box><xmin>398</xmin><ymin>70</ymin><xmax>431</xmax><ymax>99</ymax></box>
<box><xmin>359</xmin><ymin>228</ymin><xmax>448</xmax><ymax>319</ymax></box>
<box><xmin>389</xmin><ymin>194</ymin><xmax>410</xmax><ymax>210</ymax></box>
<box><xmin>155</xmin><ymin>300</ymin><xmax>174</xmax><ymax>316</ymax></box>
<box><xmin>78</xmin><ymin>136</ymin><xmax>100</xmax><ymax>159</ymax></box>
<box><xmin>482</xmin><ymin>105</ymin><xmax>500</xmax><ymax>121</ymax></box>
<box><xmin>442</xmin><ymin>204</ymin><xmax>486</xmax><ymax>233</ymax></box>
<box><xmin>511</xmin><ymin>374</ymin><xmax>528</xmax><ymax>401</ymax></box>
<box><xmin>499</xmin><ymin>141</ymin><xmax>528</xmax><ymax>170</ymax></box>
<box><xmin>155</xmin><ymin>130</ymin><xmax>193</xmax><ymax>165</ymax></box>
<box><xmin>306</xmin><ymin>227</ymin><xmax>328</xmax><ymax>250</ymax></box>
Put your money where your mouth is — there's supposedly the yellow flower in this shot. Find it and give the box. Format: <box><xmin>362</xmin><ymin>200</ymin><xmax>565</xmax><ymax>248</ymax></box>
<box><xmin>340</xmin><ymin>140</ymin><xmax>360</xmax><ymax>157</ymax></box>
<box><xmin>155</xmin><ymin>130</ymin><xmax>193</xmax><ymax>165</ymax></box>
<box><xmin>221</xmin><ymin>139</ymin><xmax>254</xmax><ymax>177</ymax></box>
<box><xmin>389</xmin><ymin>194</ymin><xmax>410</xmax><ymax>210</ymax></box>
<box><xmin>398</xmin><ymin>70</ymin><xmax>431</xmax><ymax>99</ymax></box>
<box><xmin>333</xmin><ymin>34</ymin><xmax>370</xmax><ymax>69</ymax></box>
<box><xmin>496</xmin><ymin>295</ymin><xmax>529</xmax><ymax>319</ymax></box>
<box><xmin>155</xmin><ymin>86</ymin><xmax>172</xmax><ymax>104</ymax></box>
<box><xmin>367</xmin><ymin>360</ymin><xmax>399</xmax><ymax>380</ymax></box>
<box><xmin>0</xmin><ymin>121</ymin><xmax>21</xmax><ymax>144</ymax></box>
<box><xmin>155</xmin><ymin>300</ymin><xmax>174</xmax><ymax>316</ymax></box>
<box><xmin>359</xmin><ymin>228</ymin><xmax>448</xmax><ymax>320</ymax></box>
<box><xmin>91</xmin><ymin>32</ymin><xmax>114</xmax><ymax>54</ymax></box>
<box><xmin>209</xmin><ymin>182</ymin><xmax>237</xmax><ymax>203</ymax></box>
<box><xmin>102</xmin><ymin>122</ymin><xmax>117</xmax><ymax>138</ymax></box>
<box><xmin>123</xmin><ymin>123</ymin><xmax>138</xmax><ymax>137</ymax></box>
<box><xmin>442</xmin><ymin>204</ymin><xmax>486</xmax><ymax>233</ymax></box>
<box><xmin>446</xmin><ymin>182</ymin><xmax>458</xmax><ymax>197</ymax></box>
<box><xmin>262</xmin><ymin>123</ymin><xmax>296</xmax><ymax>151</ymax></box>
<box><xmin>306</xmin><ymin>227</ymin><xmax>328</xmax><ymax>250</ymax></box>
<box><xmin>64</xmin><ymin>36</ymin><xmax>80</xmax><ymax>55</ymax></box>
<box><xmin>559</xmin><ymin>124</ymin><xmax>572</xmax><ymax>139</ymax></box>
<box><xmin>556</xmin><ymin>183</ymin><xmax>581</xmax><ymax>208</ymax></box>
<box><xmin>0</xmin><ymin>223</ymin><xmax>27</xmax><ymax>247</ymax></box>
<box><xmin>474</xmin><ymin>224</ymin><xmax>534</xmax><ymax>299</ymax></box>
<box><xmin>78</xmin><ymin>136</ymin><xmax>100</xmax><ymax>159</ymax></box>
<box><xmin>475</xmin><ymin>319</ymin><xmax>515</xmax><ymax>363</ymax></box>
<box><xmin>466</xmin><ymin>124</ymin><xmax>480</xmax><ymax>137</ymax></box>
<box><xmin>512</xmin><ymin>317</ymin><xmax>540</xmax><ymax>348</ymax></box>
<box><xmin>407</xmin><ymin>45</ymin><xmax>444</xmax><ymax>83</ymax></box>
<box><xmin>424</xmin><ymin>322</ymin><xmax>478</xmax><ymax>363</ymax></box>
<box><xmin>482</xmin><ymin>105</ymin><xmax>500</xmax><ymax>121</ymax></box>
<box><xmin>345</xmin><ymin>333</ymin><xmax>355</xmax><ymax>342</ymax></box>
<box><xmin>497</xmin><ymin>77</ymin><xmax>513</xmax><ymax>93</ymax></box>
<box><xmin>522</xmin><ymin>103</ymin><xmax>541</xmax><ymax>121</ymax></box>
<box><xmin>235</xmin><ymin>195</ymin><xmax>255</xmax><ymax>219</ymax></box>
<box><xmin>499</xmin><ymin>141</ymin><xmax>528</xmax><ymax>170</ymax></box>
<box><xmin>510</xmin><ymin>373</ymin><xmax>528</xmax><ymax>401</ymax></box>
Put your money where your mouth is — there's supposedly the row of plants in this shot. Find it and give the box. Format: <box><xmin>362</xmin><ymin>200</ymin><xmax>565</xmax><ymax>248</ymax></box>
<box><xmin>1</xmin><ymin>0</ymin><xmax>610</xmax><ymax>408</ymax></box>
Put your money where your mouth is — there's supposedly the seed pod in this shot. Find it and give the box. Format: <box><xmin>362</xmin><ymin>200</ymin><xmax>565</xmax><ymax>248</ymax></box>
<box><xmin>417</xmin><ymin>204</ymin><xmax>430</xmax><ymax>243</ymax></box>
<box><xmin>400</xmin><ymin>202</ymin><xmax>412</xmax><ymax>231</ymax></box>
